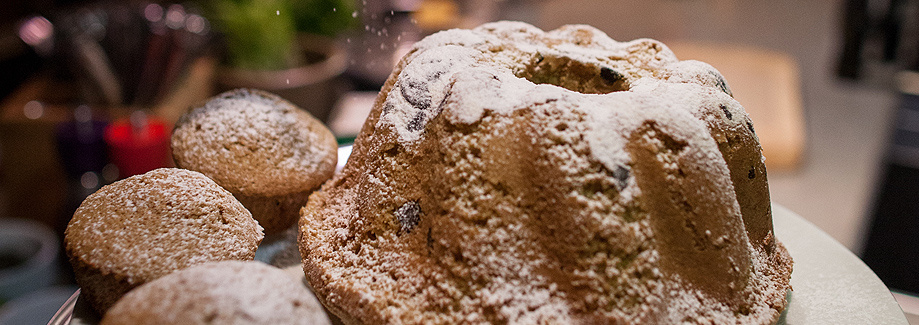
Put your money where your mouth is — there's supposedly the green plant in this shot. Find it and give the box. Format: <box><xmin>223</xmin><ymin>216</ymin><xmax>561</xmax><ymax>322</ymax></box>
<box><xmin>208</xmin><ymin>0</ymin><xmax>357</xmax><ymax>70</ymax></box>
<box><xmin>210</xmin><ymin>0</ymin><xmax>300</xmax><ymax>70</ymax></box>
<box><xmin>288</xmin><ymin>0</ymin><xmax>358</xmax><ymax>37</ymax></box>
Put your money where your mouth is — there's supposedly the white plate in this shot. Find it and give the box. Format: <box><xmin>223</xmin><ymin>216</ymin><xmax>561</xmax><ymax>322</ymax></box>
<box><xmin>772</xmin><ymin>204</ymin><xmax>907</xmax><ymax>324</ymax></box>
<box><xmin>57</xmin><ymin>189</ymin><xmax>908</xmax><ymax>324</ymax></box>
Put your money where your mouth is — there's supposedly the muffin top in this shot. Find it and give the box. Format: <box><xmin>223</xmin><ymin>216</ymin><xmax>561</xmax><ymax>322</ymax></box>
<box><xmin>101</xmin><ymin>261</ymin><xmax>331</xmax><ymax>325</ymax></box>
<box><xmin>171</xmin><ymin>89</ymin><xmax>337</xmax><ymax>197</ymax></box>
<box><xmin>65</xmin><ymin>168</ymin><xmax>264</xmax><ymax>285</ymax></box>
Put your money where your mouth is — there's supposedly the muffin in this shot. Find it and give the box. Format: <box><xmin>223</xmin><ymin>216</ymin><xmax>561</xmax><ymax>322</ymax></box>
<box><xmin>171</xmin><ymin>89</ymin><xmax>338</xmax><ymax>234</ymax></box>
<box><xmin>65</xmin><ymin>168</ymin><xmax>263</xmax><ymax>313</ymax></box>
<box><xmin>101</xmin><ymin>261</ymin><xmax>332</xmax><ymax>325</ymax></box>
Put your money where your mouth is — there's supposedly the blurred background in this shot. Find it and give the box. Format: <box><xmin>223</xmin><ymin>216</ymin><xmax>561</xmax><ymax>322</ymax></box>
<box><xmin>0</xmin><ymin>0</ymin><xmax>918</xmax><ymax>323</ymax></box>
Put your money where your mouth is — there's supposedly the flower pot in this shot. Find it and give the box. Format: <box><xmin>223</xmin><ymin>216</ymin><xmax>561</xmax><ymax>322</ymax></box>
<box><xmin>215</xmin><ymin>34</ymin><xmax>348</xmax><ymax>122</ymax></box>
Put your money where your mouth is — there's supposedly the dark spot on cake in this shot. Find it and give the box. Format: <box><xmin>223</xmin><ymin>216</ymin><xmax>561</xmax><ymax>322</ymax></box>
<box><xmin>746</xmin><ymin>121</ymin><xmax>755</xmax><ymax>134</ymax></box>
<box><xmin>683</xmin><ymin>219</ymin><xmax>706</xmax><ymax>251</ymax></box>
<box><xmin>436</xmin><ymin>82</ymin><xmax>455</xmax><ymax>112</ymax></box>
<box><xmin>436</xmin><ymin>96</ymin><xmax>450</xmax><ymax>113</ymax></box>
<box><xmin>534</xmin><ymin>53</ymin><xmax>544</xmax><ymax>64</ymax></box>
<box><xmin>407</xmin><ymin>113</ymin><xmax>426</xmax><ymax>132</ymax></box>
<box><xmin>470</xmin><ymin>147</ymin><xmax>482</xmax><ymax>158</ymax></box>
<box><xmin>613</xmin><ymin>165</ymin><xmax>631</xmax><ymax>189</ymax></box>
<box><xmin>383</xmin><ymin>144</ymin><xmax>400</xmax><ymax>157</ymax></box>
<box><xmin>600</xmin><ymin>67</ymin><xmax>625</xmax><ymax>84</ymax></box>
<box><xmin>493</xmin><ymin>182</ymin><xmax>511</xmax><ymax>196</ymax></box>
<box><xmin>426</xmin><ymin>227</ymin><xmax>434</xmax><ymax>249</ymax></box>
<box><xmin>679</xmin><ymin>200</ymin><xmax>693</xmax><ymax>213</ymax></box>
<box><xmin>719</xmin><ymin>104</ymin><xmax>732</xmax><ymax>120</ymax></box>
<box><xmin>737</xmin><ymin>304</ymin><xmax>752</xmax><ymax>316</ymax></box>
<box><xmin>582</xmin><ymin>179</ymin><xmax>607</xmax><ymax>197</ymax></box>
<box><xmin>621</xmin><ymin>204</ymin><xmax>645</xmax><ymax>222</ymax></box>
<box><xmin>652</xmin><ymin>125</ymin><xmax>689</xmax><ymax>152</ymax></box>
<box><xmin>748</xmin><ymin>167</ymin><xmax>756</xmax><ymax>179</ymax></box>
<box><xmin>400</xmin><ymin>78</ymin><xmax>432</xmax><ymax>111</ymax></box>
<box><xmin>395</xmin><ymin>201</ymin><xmax>421</xmax><ymax>234</ymax></box>
<box><xmin>709</xmin><ymin>70</ymin><xmax>732</xmax><ymax>97</ymax></box>
<box><xmin>366</xmin><ymin>231</ymin><xmax>377</xmax><ymax>241</ymax></box>
<box><xmin>452</xmin><ymin>250</ymin><xmax>465</xmax><ymax>263</ymax></box>
<box><xmin>646</xmin><ymin>121</ymin><xmax>688</xmax><ymax>152</ymax></box>
<box><xmin>382</xmin><ymin>102</ymin><xmax>395</xmax><ymax>114</ymax></box>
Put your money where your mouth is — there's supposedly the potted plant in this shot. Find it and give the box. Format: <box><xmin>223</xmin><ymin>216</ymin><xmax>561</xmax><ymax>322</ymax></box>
<box><xmin>288</xmin><ymin>0</ymin><xmax>357</xmax><ymax>38</ymax></box>
<box><xmin>208</xmin><ymin>0</ymin><xmax>356</xmax><ymax>122</ymax></box>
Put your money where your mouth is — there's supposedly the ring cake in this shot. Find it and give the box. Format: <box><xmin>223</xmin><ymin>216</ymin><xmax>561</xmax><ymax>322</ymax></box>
<box><xmin>298</xmin><ymin>21</ymin><xmax>793</xmax><ymax>324</ymax></box>
<box><xmin>65</xmin><ymin>168</ymin><xmax>263</xmax><ymax>313</ymax></box>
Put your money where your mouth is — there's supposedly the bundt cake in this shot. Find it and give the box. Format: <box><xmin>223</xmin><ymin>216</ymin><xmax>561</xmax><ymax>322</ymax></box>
<box><xmin>298</xmin><ymin>21</ymin><xmax>793</xmax><ymax>324</ymax></box>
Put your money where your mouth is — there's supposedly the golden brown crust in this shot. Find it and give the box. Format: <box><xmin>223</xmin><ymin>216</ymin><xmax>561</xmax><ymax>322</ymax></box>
<box><xmin>299</xmin><ymin>21</ymin><xmax>792</xmax><ymax>324</ymax></box>
<box><xmin>657</xmin><ymin>62</ymin><xmax>776</xmax><ymax>254</ymax></box>
<box><xmin>172</xmin><ymin>89</ymin><xmax>338</xmax><ymax>233</ymax></box>
<box><xmin>65</xmin><ymin>168</ymin><xmax>263</xmax><ymax>313</ymax></box>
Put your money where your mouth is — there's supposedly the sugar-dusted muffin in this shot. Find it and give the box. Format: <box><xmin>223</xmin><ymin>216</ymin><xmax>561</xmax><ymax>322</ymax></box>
<box><xmin>65</xmin><ymin>168</ymin><xmax>263</xmax><ymax>313</ymax></box>
<box><xmin>299</xmin><ymin>22</ymin><xmax>792</xmax><ymax>324</ymax></box>
<box><xmin>172</xmin><ymin>89</ymin><xmax>338</xmax><ymax>234</ymax></box>
<box><xmin>101</xmin><ymin>261</ymin><xmax>332</xmax><ymax>325</ymax></box>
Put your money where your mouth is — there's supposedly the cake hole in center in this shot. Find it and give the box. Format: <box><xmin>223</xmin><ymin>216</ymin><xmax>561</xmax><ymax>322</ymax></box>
<box><xmin>518</xmin><ymin>54</ymin><xmax>630</xmax><ymax>94</ymax></box>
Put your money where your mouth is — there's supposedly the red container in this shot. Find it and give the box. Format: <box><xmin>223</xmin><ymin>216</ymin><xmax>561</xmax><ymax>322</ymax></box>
<box><xmin>104</xmin><ymin>115</ymin><xmax>172</xmax><ymax>179</ymax></box>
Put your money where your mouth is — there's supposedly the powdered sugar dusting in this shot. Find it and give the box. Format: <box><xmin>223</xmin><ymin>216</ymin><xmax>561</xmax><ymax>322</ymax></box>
<box><xmin>300</xmin><ymin>21</ymin><xmax>791</xmax><ymax>324</ymax></box>
<box><xmin>375</xmin><ymin>20</ymin><xmax>698</xmax><ymax>173</ymax></box>
<box><xmin>102</xmin><ymin>261</ymin><xmax>330</xmax><ymax>324</ymax></box>
<box><xmin>65</xmin><ymin>168</ymin><xmax>263</xmax><ymax>310</ymax></box>
<box><xmin>378</xmin><ymin>45</ymin><xmax>481</xmax><ymax>143</ymax></box>
<box><xmin>171</xmin><ymin>89</ymin><xmax>337</xmax><ymax>196</ymax></box>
